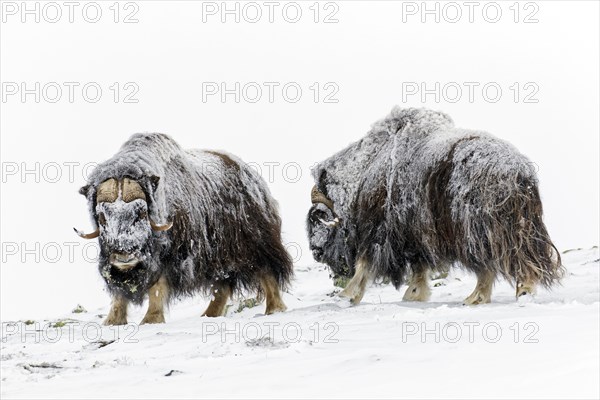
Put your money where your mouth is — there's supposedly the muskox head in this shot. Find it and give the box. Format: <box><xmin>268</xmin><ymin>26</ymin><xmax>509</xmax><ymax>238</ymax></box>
<box><xmin>306</xmin><ymin>185</ymin><xmax>354</xmax><ymax>278</ymax></box>
<box><xmin>75</xmin><ymin>177</ymin><xmax>172</xmax><ymax>277</ymax></box>
<box><xmin>307</xmin><ymin>185</ymin><xmax>339</xmax><ymax>263</ymax></box>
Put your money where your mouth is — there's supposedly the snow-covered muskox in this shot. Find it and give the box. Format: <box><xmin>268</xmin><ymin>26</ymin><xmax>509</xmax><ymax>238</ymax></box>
<box><xmin>76</xmin><ymin>133</ymin><xmax>293</xmax><ymax>325</ymax></box>
<box><xmin>307</xmin><ymin>107</ymin><xmax>563</xmax><ymax>305</ymax></box>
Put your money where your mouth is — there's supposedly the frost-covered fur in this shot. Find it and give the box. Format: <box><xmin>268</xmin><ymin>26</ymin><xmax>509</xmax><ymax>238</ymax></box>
<box><xmin>81</xmin><ymin>133</ymin><xmax>293</xmax><ymax>304</ymax></box>
<box><xmin>307</xmin><ymin>107</ymin><xmax>563</xmax><ymax>292</ymax></box>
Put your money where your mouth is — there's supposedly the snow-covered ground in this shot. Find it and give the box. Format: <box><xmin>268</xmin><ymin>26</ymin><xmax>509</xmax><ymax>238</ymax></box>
<box><xmin>1</xmin><ymin>247</ymin><xmax>598</xmax><ymax>399</ymax></box>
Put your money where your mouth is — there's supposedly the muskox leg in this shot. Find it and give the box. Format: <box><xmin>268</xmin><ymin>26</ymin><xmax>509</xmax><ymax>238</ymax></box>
<box><xmin>463</xmin><ymin>269</ymin><xmax>496</xmax><ymax>305</ymax></box>
<box><xmin>516</xmin><ymin>280</ymin><xmax>537</xmax><ymax>298</ymax></box>
<box><xmin>338</xmin><ymin>258</ymin><xmax>372</xmax><ymax>305</ymax></box>
<box><xmin>140</xmin><ymin>276</ymin><xmax>169</xmax><ymax>324</ymax></box>
<box><xmin>402</xmin><ymin>267</ymin><xmax>431</xmax><ymax>302</ymax></box>
<box><xmin>261</xmin><ymin>275</ymin><xmax>287</xmax><ymax>315</ymax></box>
<box><xmin>202</xmin><ymin>285</ymin><xmax>232</xmax><ymax>317</ymax></box>
<box><xmin>104</xmin><ymin>294</ymin><xmax>129</xmax><ymax>325</ymax></box>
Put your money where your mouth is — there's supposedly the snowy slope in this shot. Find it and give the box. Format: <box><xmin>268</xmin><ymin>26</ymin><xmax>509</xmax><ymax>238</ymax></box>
<box><xmin>1</xmin><ymin>248</ymin><xmax>598</xmax><ymax>399</ymax></box>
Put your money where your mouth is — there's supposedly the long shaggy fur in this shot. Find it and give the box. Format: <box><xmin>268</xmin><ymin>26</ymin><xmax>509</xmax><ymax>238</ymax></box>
<box><xmin>81</xmin><ymin>133</ymin><xmax>293</xmax><ymax>304</ymax></box>
<box><xmin>307</xmin><ymin>107</ymin><xmax>564</xmax><ymax>289</ymax></box>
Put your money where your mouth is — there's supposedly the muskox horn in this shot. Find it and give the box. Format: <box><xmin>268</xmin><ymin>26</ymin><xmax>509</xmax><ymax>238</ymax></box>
<box><xmin>122</xmin><ymin>178</ymin><xmax>147</xmax><ymax>203</ymax></box>
<box><xmin>311</xmin><ymin>185</ymin><xmax>335</xmax><ymax>211</ymax></box>
<box><xmin>97</xmin><ymin>178</ymin><xmax>118</xmax><ymax>203</ymax></box>
<box><xmin>150</xmin><ymin>219</ymin><xmax>173</xmax><ymax>232</ymax></box>
<box><xmin>73</xmin><ymin>227</ymin><xmax>99</xmax><ymax>239</ymax></box>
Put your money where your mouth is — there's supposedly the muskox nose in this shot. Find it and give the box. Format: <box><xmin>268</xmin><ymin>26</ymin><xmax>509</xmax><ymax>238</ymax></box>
<box><xmin>115</xmin><ymin>253</ymin><xmax>134</xmax><ymax>263</ymax></box>
<box><xmin>110</xmin><ymin>252</ymin><xmax>140</xmax><ymax>270</ymax></box>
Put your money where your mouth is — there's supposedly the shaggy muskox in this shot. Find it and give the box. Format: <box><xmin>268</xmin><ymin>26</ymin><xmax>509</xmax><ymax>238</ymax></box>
<box><xmin>307</xmin><ymin>107</ymin><xmax>563</xmax><ymax>305</ymax></box>
<box><xmin>76</xmin><ymin>133</ymin><xmax>293</xmax><ymax>325</ymax></box>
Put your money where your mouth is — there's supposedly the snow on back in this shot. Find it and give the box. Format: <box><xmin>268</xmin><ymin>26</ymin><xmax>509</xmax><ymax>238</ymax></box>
<box><xmin>311</xmin><ymin>107</ymin><xmax>536</xmax><ymax>221</ymax></box>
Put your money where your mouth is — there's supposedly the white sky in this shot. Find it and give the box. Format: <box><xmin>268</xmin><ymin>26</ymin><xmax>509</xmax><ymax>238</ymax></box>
<box><xmin>1</xmin><ymin>1</ymin><xmax>598</xmax><ymax>319</ymax></box>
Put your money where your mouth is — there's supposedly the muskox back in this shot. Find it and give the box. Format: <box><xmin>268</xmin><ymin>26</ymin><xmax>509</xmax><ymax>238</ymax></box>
<box><xmin>83</xmin><ymin>133</ymin><xmax>293</xmax><ymax>303</ymax></box>
<box><xmin>309</xmin><ymin>107</ymin><xmax>563</xmax><ymax>294</ymax></box>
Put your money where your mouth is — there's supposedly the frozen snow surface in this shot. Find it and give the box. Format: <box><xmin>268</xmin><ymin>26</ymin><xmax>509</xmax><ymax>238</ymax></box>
<box><xmin>1</xmin><ymin>248</ymin><xmax>598</xmax><ymax>399</ymax></box>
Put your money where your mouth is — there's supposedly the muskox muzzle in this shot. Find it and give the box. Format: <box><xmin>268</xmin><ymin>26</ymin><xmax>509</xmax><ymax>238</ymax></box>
<box><xmin>109</xmin><ymin>252</ymin><xmax>141</xmax><ymax>271</ymax></box>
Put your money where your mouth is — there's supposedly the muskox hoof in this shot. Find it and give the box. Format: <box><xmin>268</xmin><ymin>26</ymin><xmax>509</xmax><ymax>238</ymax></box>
<box><xmin>463</xmin><ymin>291</ymin><xmax>491</xmax><ymax>306</ymax></box>
<box><xmin>337</xmin><ymin>289</ymin><xmax>363</xmax><ymax>306</ymax></box>
<box><xmin>140</xmin><ymin>313</ymin><xmax>165</xmax><ymax>325</ymax></box>
<box><xmin>201</xmin><ymin>309</ymin><xmax>226</xmax><ymax>318</ymax></box>
<box><xmin>334</xmin><ymin>293</ymin><xmax>354</xmax><ymax>308</ymax></box>
<box><xmin>402</xmin><ymin>283</ymin><xmax>432</xmax><ymax>302</ymax></box>
<box><xmin>516</xmin><ymin>282</ymin><xmax>536</xmax><ymax>298</ymax></box>
<box><xmin>103</xmin><ymin>316</ymin><xmax>127</xmax><ymax>326</ymax></box>
<box><xmin>265</xmin><ymin>302</ymin><xmax>287</xmax><ymax>315</ymax></box>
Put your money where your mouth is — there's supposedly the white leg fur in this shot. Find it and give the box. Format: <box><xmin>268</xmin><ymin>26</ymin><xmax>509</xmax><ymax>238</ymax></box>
<box><xmin>104</xmin><ymin>294</ymin><xmax>129</xmax><ymax>325</ymax></box>
<box><xmin>261</xmin><ymin>275</ymin><xmax>287</xmax><ymax>315</ymax></box>
<box><xmin>141</xmin><ymin>276</ymin><xmax>169</xmax><ymax>324</ymax></box>
<box><xmin>338</xmin><ymin>258</ymin><xmax>372</xmax><ymax>305</ymax></box>
<box><xmin>516</xmin><ymin>281</ymin><xmax>537</xmax><ymax>298</ymax></box>
<box><xmin>202</xmin><ymin>285</ymin><xmax>231</xmax><ymax>317</ymax></box>
<box><xmin>463</xmin><ymin>271</ymin><xmax>495</xmax><ymax>305</ymax></box>
<box><xmin>403</xmin><ymin>269</ymin><xmax>431</xmax><ymax>302</ymax></box>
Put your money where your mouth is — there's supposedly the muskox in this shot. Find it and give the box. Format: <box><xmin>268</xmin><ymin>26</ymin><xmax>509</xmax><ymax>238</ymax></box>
<box><xmin>76</xmin><ymin>133</ymin><xmax>293</xmax><ymax>325</ymax></box>
<box><xmin>307</xmin><ymin>107</ymin><xmax>564</xmax><ymax>305</ymax></box>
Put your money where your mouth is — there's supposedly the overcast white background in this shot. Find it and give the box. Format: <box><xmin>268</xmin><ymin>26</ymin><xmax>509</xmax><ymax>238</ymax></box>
<box><xmin>1</xmin><ymin>0</ymin><xmax>598</xmax><ymax>320</ymax></box>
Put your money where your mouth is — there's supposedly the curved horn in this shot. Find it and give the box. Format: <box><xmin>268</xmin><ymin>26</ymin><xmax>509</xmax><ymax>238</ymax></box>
<box><xmin>73</xmin><ymin>227</ymin><xmax>99</xmax><ymax>239</ymax></box>
<box><xmin>150</xmin><ymin>219</ymin><xmax>173</xmax><ymax>232</ymax></box>
<box><xmin>311</xmin><ymin>185</ymin><xmax>334</xmax><ymax>211</ymax></box>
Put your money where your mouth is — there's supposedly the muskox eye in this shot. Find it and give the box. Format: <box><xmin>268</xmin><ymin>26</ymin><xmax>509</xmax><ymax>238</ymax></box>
<box><xmin>314</xmin><ymin>210</ymin><xmax>327</xmax><ymax>221</ymax></box>
<box><xmin>311</xmin><ymin>210</ymin><xmax>333</xmax><ymax>226</ymax></box>
<box><xmin>310</xmin><ymin>210</ymin><xmax>326</xmax><ymax>224</ymax></box>
<box><xmin>97</xmin><ymin>212</ymin><xmax>106</xmax><ymax>225</ymax></box>
<box><xmin>138</xmin><ymin>210</ymin><xmax>148</xmax><ymax>221</ymax></box>
<box><xmin>311</xmin><ymin>209</ymin><xmax>340</xmax><ymax>228</ymax></box>
<box><xmin>319</xmin><ymin>217</ymin><xmax>339</xmax><ymax>227</ymax></box>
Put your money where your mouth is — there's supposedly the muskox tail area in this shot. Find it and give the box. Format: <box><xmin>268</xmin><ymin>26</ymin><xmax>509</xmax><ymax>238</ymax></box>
<box><xmin>459</xmin><ymin>173</ymin><xmax>565</xmax><ymax>289</ymax></box>
<box><xmin>260</xmin><ymin>224</ymin><xmax>295</xmax><ymax>291</ymax></box>
<box><xmin>246</xmin><ymin>188</ymin><xmax>294</xmax><ymax>292</ymax></box>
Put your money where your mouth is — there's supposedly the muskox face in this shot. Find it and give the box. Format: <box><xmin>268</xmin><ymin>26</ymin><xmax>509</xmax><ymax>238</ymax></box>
<box><xmin>306</xmin><ymin>186</ymin><xmax>341</xmax><ymax>265</ymax></box>
<box><xmin>95</xmin><ymin>182</ymin><xmax>152</xmax><ymax>270</ymax></box>
<box><xmin>75</xmin><ymin>177</ymin><xmax>172</xmax><ymax>297</ymax></box>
